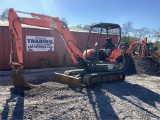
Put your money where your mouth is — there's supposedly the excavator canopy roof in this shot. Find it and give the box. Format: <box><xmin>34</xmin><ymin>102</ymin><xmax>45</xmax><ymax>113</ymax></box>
<box><xmin>90</xmin><ymin>23</ymin><xmax>120</xmax><ymax>29</ymax></box>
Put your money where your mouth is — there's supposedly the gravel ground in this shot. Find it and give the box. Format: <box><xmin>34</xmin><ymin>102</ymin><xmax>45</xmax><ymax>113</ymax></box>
<box><xmin>0</xmin><ymin>68</ymin><xmax>160</xmax><ymax>120</ymax></box>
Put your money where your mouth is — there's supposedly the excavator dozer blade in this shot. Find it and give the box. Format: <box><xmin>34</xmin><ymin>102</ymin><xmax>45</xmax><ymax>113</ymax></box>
<box><xmin>149</xmin><ymin>51</ymin><xmax>160</xmax><ymax>61</ymax></box>
<box><xmin>53</xmin><ymin>72</ymin><xmax>81</xmax><ymax>88</ymax></box>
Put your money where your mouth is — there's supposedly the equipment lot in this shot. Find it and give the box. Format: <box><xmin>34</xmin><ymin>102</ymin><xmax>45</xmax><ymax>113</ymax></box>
<box><xmin>0</xmin><ymin>68</ymin><xmax>160</xmax><ymax>120</ymax></box>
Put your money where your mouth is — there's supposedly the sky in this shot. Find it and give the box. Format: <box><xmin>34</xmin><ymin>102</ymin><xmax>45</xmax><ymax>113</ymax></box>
<box><xmin>0</xmin><ymin>0</ymin><xmax>160</xmax><ymax>29</ymax></box>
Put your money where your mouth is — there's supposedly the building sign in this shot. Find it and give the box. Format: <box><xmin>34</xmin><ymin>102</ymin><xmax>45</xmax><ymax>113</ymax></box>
<box><xmin>26</xmin><ymin>36</ymin><xmax>54</xmax><ymax>51</ymax></box>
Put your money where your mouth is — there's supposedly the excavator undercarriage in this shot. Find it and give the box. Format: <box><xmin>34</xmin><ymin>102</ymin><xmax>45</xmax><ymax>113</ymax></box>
<box><xmin>54</xmin><ymin>69</ymin><xmax>125</xmax><ymax>88</ymax></box>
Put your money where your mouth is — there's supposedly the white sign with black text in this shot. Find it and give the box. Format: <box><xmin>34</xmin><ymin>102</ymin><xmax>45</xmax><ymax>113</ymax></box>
<box><xmin>26</xmin><ymin>36</ymin><xmax>54</xmax><ymax>51</ymax></box>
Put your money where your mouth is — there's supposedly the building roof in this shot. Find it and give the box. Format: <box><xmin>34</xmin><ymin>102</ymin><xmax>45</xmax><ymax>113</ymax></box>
<box><xmin>0</xmin><ymin>20</ymin><xmax>50</xmax><ymax>29</ymax></box>
<box><xmin>0</xmin><ymin>20</ymin><xmax>119</xmax><ymax>35</ymax></box>
<box><xmin>0</xmin><ymin>20</ymin><xmax>8</xmax><ymax>26</ymax></box>
<box><xmin>69</xmin><ymin>27</ymin><xmax>89</xmax><ymax>33</ymax></box>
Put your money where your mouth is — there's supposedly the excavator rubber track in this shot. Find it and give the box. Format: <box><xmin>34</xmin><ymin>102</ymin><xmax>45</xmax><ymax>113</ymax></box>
<box><xmin>54</xmin><ymin>69</ymin><xmax>125</xmax><ymax>88</ymax></box>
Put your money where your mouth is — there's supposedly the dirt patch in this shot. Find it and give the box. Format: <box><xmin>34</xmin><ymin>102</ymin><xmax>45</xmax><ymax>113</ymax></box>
<box><xmin>123</xmin><ymin>56</ymin><xmax>160</xmax><ymax>76</ymax></box>
<box><xmin>133</xmin><ymin>56</ymin><xmax>160</xmax><ymax>76</ymax></box>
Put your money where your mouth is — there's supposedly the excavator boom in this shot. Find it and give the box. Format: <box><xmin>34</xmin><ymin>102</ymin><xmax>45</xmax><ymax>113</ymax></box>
<box><xmin>9</xmin><ymin>8</ymin><xmax>82</xmax><ymax>88</ymax></box>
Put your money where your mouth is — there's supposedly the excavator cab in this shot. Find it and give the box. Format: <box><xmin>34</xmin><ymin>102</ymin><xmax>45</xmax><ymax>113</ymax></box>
<box><xmin>137</xmin><ymin>42</ymin><xmax>157</xmax><ymax>56</ymax></box>
<box><xmin>147</xmin><ymin>43</ymin><xmax>157</xmax><ymax>52</ymax></box>
<box><xmin>138</xmin><ymin>43</ymin><xmax>160</xmax><ymax>61</ymax></box>
<box><xmin>82</xmin><ymin>23</ymin><xmax>124</xmax><ymax>68</ymax></box>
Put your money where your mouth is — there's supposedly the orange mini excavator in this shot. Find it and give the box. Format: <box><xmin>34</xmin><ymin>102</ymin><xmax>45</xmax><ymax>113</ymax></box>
<box><xmin>9</xmin><ymin>8</ymin><xmax>125</xmax><ymax>88</ymax></box>
<box><xmin>125</xmin><ymin>38</ymin><xmax>160</xmax><ymax>61</ymax></box>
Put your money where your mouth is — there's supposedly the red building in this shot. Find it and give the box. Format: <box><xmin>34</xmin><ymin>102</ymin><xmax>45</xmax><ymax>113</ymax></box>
<box><xmin>0</xmin><ymin>21</ymin><xmax>118</xmax><ymax>70</ymax></box>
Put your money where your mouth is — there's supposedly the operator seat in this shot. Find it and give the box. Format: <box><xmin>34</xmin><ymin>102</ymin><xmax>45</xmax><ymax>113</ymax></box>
<box><xmin>103</xmin><ymin>38</ymin><xmax>115</xmax><ymax>57</ymax></box>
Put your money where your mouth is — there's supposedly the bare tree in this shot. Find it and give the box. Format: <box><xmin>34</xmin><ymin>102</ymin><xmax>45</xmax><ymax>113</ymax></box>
<box><xmin>109</xmin><ymin>28</ymin><xmax>119</xmax><ymax>35</ymax></box>
<box><xmin>83</xmin><ymin>24</ymin><xmax>90</xmax><ymax>30</ymax></box>
<box><xmin>133</xmin><ymin>27</ymin><xmax>150</xmax><ymax>39</ymax></box>
<box><xmin>0</xmin><ymin>8</ymin><xmax>9</xmax><ymax>21</ymax></box>
<box><xmin>132</xmin><ymin>29</ymin><xmax>139</xmax><ymax>38</ymax></box>
<box><xmin>152</xmin><ymin>27</ymin><xmax>160</xmax><ymax>41</ymax></box>
<box><xmin>122</xmin><ymin>21</ymin><xmax>134</xmax><ymax>36</ymax></box>
<box><xmin>138</xmin><ymin>27</ymin><xmax>150</xmax><ymax>38</ymax></box>
<box><xmin>76</xmin><ymin>24</ymin><xmax>83</xmax><ymax>29</ymax></box>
